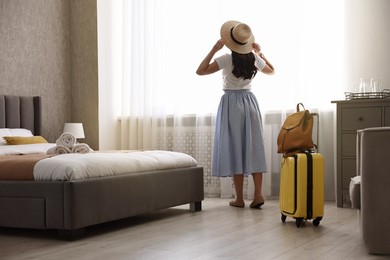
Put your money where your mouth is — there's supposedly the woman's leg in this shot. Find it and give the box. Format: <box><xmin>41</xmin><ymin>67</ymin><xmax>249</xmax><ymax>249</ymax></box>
<box><xmin>229</xmin><ymin>174</ymin><xmax>245</xmax><ymax>207</ymax></box>
<box><xmin>250</xmin><ymin>172</ymin><xmax>265</xmax><ymax>208</ymax></box>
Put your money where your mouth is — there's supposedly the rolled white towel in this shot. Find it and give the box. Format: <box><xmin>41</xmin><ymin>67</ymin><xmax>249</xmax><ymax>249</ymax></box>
<box><xmin>72</xmin><ymin>143</ymin><xmax>92</xmax><ymax>154</ymax></box>
<box><xmin>47</xmin><ymin>145</ymin><xmax>71</xmax><ymax>155</ymax></box>
<box><xmin>56</xmin><ymin>132</ymin><xmax>76</xmax><ymax>149</ymax></box>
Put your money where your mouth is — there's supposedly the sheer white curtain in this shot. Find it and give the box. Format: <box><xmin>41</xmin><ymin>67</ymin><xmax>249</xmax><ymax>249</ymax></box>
<box><xmin>98</xmin><ymin>0</ymin><xmax>345</xmax><ymax>199</ymax></box>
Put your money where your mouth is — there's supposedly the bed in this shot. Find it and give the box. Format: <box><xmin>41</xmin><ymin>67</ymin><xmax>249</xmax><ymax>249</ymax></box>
<box><xmin>0</xmin><ymin>95</ymin><xmax>204</xmax><ymax>239</ymax></box>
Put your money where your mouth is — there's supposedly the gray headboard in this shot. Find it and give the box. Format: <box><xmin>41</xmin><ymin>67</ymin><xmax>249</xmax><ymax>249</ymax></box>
<box><xmin>0</xmin><ymin>95</ymin><xmax>42</xmax><ymax>135</ymax></box>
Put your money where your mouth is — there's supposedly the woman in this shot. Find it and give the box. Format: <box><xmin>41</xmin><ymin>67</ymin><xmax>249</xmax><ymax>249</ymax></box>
<box><xmin>196</xmin><ymin>20</ymin><xmax>274</xmax><ymax>208</ymax></box>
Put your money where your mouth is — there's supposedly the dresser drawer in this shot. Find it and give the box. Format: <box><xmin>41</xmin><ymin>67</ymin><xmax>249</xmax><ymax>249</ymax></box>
<box><xmin>341</xmin><ymin>133</ymin><xmax>356</xmax><ymax>157</ymax></box>
<box><xmin>341</xmin><ymin>107</ymin><xmax>381</xmax><ymax>130</ymax></box>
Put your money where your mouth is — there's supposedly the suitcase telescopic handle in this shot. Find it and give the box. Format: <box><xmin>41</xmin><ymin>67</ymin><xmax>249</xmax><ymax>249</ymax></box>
<box><xmin>310</xmin><ymin>112</ymin><xmax>319</xmax><ymax>152</ymax></box>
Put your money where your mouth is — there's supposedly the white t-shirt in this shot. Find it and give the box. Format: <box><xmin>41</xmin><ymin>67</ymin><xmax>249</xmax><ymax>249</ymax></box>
<box><xmin>215</xmin><ymin>53</ymin><xmax>266</xmax><ymax>90</ymax></box>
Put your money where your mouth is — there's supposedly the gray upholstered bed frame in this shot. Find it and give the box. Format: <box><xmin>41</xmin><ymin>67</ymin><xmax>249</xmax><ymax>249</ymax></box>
<box><xmin>0</xmin><ymin>95</ymin><xmax>204</xmax><ymax>239</ymax></box>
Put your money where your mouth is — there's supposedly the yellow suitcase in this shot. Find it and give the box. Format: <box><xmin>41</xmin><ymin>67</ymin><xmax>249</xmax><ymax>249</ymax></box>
<box><xmin>279</xmin><ymin>152</ymin><xmax>324</xmax><ymax>227</ymax></box>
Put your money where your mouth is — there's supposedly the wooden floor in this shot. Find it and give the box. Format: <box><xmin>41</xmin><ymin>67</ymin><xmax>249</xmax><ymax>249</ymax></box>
<box><xmin>0</xmin><ymin>198</ymin><xmax>389</xmax><ymax>260</ymax></box>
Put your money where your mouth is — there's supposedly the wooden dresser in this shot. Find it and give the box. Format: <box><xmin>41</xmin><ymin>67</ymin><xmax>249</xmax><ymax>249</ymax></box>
<box><xmin>332</xmin><ymin>99</ymin><xmax>390</xmax><ymax>207</ymax></box>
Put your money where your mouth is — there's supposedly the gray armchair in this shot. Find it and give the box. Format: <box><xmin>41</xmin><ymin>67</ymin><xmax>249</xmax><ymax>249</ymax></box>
<box><xmin>350</xmin><ymin>127</ymin><xmax>390</xmax><ymax>255</ymax></box>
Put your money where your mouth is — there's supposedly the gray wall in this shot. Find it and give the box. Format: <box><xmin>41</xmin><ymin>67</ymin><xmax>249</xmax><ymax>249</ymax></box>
<box><xmin>0</xmin><ymin>0</ymin><xmax>98</xmax><ymax>149</ymax></box>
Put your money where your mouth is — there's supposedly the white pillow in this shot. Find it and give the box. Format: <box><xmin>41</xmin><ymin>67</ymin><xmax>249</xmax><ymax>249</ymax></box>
<box><xmin>0</xmin><ymin>129</ymin><xmax>11</xmax><ymax>145</ymax></box>
<box><xmin>8</xmin><ymin>128</ymin><xmax>34</xmax><ymax>137</ymax></box>
<box><xmin>349</xmin><ymin>176</ymin><xmax>361</xmax><ymax>209</ymax></box>
<box><xmin>0</xmin><ymin>128</ymin><xmax>34</xmax><ymax>145</ymax></box>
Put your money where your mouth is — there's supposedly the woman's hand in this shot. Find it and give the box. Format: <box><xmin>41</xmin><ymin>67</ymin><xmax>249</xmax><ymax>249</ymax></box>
<box><xmin>252</xmin><ymin>43</ymin><xmax>261</xmax><ymax>54</ymax></box>
<box><xmin>212</xmin><ymin>39</ymin><xmax>225</xmax><ymax>52</ymax></box>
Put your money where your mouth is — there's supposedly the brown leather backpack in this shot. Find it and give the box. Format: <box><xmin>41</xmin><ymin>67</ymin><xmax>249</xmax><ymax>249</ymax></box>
<box><xmin>277</xmin><ymin>103</ymin><xmax>314</xmax><ymax>154</ymax></box>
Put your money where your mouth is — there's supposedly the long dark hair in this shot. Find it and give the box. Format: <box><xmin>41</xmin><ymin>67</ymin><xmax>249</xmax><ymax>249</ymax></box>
<box><xmin>231</xmin><ymin>51</ymin><xmax>258</xmax><ymax>80</ymax></box>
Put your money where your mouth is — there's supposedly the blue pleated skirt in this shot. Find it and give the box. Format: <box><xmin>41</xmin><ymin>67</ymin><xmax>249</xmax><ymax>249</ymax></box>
<box><xmin>212</xmin><ymin>90</ymin><xmax>267</xmax><ymax>177</ymax></box>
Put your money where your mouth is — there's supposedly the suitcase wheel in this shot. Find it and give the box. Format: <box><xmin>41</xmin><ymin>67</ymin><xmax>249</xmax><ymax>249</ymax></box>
<box><xmin>281</xmin><ymin>214</ymin><xmax>287</xmax><ymax>223</ymax></box>
<box><xmin>312</xmin><ymin>217</ymin><xmax>322</xmax><ymax>227</ymax></box>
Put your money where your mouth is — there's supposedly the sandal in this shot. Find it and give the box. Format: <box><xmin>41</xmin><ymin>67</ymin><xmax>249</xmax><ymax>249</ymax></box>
<box><xmin>250</xmin><ymin>197</ymin><xmax>265</xmax><ymax>209</ymax></box>
<box><xmin>229</xmin><ymin>200</ymin><xmax>245</xmax><ymax>208</ymax></box>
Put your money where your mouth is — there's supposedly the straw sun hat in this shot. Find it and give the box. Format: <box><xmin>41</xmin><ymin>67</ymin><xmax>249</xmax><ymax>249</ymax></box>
<box><xmin>220</xmin><ymin>20</ymin><xmax>255</xmax><ymax>54</ymax></box>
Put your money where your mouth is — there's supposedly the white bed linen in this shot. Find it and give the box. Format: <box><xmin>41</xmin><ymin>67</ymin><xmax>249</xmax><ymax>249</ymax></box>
<box><xmin>0</xmin><ymin>143</ymin><xmax>56</xmax><ymax>155</ymax></box>
<box><xmin>33</xmin><ymin>150</ymin><xmax>198</xmax><ymax>181</ymax></box>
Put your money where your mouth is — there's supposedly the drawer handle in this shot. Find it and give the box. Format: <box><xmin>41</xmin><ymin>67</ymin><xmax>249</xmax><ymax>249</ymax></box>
<box><xmin>358</xmin><ymin>117</ymin><xmax>363</xmax><ymax>121</ymax></box>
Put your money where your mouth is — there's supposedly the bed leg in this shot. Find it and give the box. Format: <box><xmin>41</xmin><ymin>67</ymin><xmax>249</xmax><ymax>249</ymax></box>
<box><xmin>190</xmin><ymin>201</ymin><xmax>202</xmax><ymax>212</ymax></box>
<box><xmin>58</xmin><ymin>228</ymin><xmax>85</xmax><ymax>241</ymax></box>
